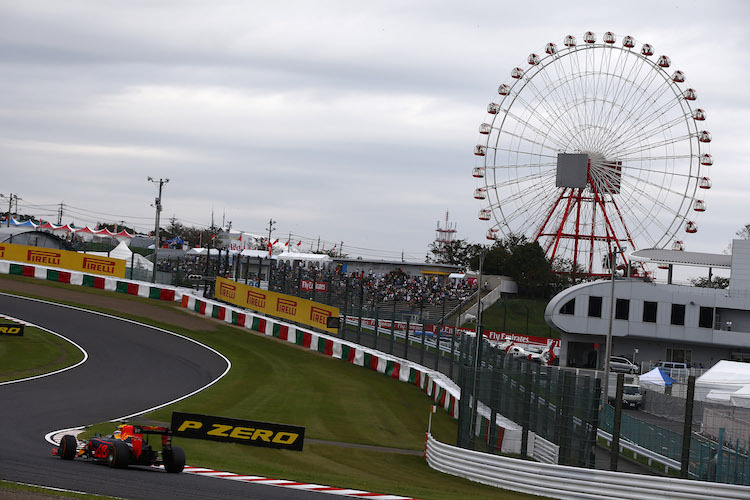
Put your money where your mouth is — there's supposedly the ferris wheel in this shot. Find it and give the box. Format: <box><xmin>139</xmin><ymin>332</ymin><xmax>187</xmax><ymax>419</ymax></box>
<box><xmin>473</xmin><ymin>31</ymin><xmax>712</xmax><ymax>276</ymax></box>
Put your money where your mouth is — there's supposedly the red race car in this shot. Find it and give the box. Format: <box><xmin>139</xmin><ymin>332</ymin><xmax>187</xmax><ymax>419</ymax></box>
<box><xmin>53</xmin><ymin>424</ymin><xmax>185</xmax><ymax>473</ymax></box>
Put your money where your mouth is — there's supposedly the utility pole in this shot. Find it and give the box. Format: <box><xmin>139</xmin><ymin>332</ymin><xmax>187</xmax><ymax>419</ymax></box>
<box><xmin>2</xmin><ymin>193</ymin><xmax>15</xmax><ymax>227</ymax></box>
<box><xmin>57</xmin><ymin>202</ymin><xmax>64</xmax><ymax>225</ymax></box>
<box><xmin>148</xmin><ymin>177</ymin><xmax>169</xmax><ymax>283</ymax></box>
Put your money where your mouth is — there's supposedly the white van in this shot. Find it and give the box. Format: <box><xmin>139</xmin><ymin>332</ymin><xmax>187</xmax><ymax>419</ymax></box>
<box><xmin>656</xmin><ymin>361</ymin><xmax>689</xmax><ymax>378</ymax></box>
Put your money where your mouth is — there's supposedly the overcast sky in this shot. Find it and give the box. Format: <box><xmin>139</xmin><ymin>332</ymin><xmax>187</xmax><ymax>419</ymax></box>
<box><xmin>1</xmin><ymin>1</ymin><xmax>748</xmax><ymax>272</ymax></box>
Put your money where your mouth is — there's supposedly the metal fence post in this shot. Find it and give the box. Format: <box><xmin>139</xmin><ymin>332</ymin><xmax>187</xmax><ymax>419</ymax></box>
<box><xmin>559</xmin><ymin>371</ymin><xmax>573</xmax><ymax>465</ymax></box>
<box><xmin>487</xmin><ymin>348</ymin><xmax>501</xmax><ymax>454</ymax></box>
<box><xmin>403</xmin><ymin>317</ymin><xmax>410</xmax><ymax>360</ymax></box>
<box><xmin>520</xmin><ymin>361</ymin><xmax>532</xmax><ymax>459</ymax></box>
<box><xmin>589</xmin><ymin>377</ymin><xmax>602</xmax><ymax>468</ymax></box>
<box><xmin>389</xmin><ymin>298</ymin><xmax>396</xmax><ymax>355</ymax></box>
<box><xmin>449</xmin><ymin>316</ymin><xmax>459</xmax><ymax>380</ymax></box>
<box><xmin>419</xmin><ymin>319</ymin><xmax>426</xmax><ymax>366</ymax></box>
<box><xmin>610</xmin><ymin>373</ymin><xmax>624</xmax><ymax>471</ymax></box>
<box><xmin>716</xmin><ymin>427</ymin><xmax>725</xmax><ymax>482</ymax></box>
<box><xmin>357</xmin><ymin>278</ymin><xmax>363</xmax><ymax>344</ymax></box>
<box><xmin>681</xmin><ymin>375</ymin><xmax>696</xmax><ymax>478</ymax></box>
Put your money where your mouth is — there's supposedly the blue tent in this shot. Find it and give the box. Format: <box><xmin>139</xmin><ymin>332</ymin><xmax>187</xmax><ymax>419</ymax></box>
<box><xmin>640</xmin><ymin>367</ymin><xmax>676</xmax><ymax>387</ymax></box>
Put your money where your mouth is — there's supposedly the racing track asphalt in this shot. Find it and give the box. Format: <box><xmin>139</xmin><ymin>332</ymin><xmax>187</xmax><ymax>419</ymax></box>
<box><xmin>0</xmin><ymin>293</ymin><xmax>334</xmax><ymax>500</ymax></box>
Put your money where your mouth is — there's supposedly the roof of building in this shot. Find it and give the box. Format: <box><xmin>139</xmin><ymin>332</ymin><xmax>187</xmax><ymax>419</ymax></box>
<box><xmin>629</xmin><ymin>248</ymin><xmax>732</xmax><ymax>268</ymax></box>
<box><xmin>333</xmin><ymin>257</ymin><xmax>463</xmax><ymax>271</ymax></box>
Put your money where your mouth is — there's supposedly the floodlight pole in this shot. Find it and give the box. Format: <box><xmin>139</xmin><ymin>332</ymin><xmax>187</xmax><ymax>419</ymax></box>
<box><xmin>602</xmin><ymin>247</ymin><xmax>625</xmax><ymax>406</ymax></box>
<box><xmin>148</xmin><ymin>177</ymin><xmax>169</xmax><ymax>283</ymax></box>
<box><xmin>469</xmin><ymin>247</ymin><xmax>486</xmax><ymax>445</ymax></box>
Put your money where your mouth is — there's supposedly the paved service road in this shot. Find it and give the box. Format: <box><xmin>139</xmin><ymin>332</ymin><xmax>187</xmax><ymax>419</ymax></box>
<box><xmin>0</xmin><ymin>293</ymin><xmax>331</xmax><ymax>499</ymax></box>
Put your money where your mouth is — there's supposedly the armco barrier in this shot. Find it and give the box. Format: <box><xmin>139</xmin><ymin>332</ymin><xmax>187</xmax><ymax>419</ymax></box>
<box><xmin>425</xmin><ymin>433</ymin><xmax>750</xmax><ymax>500</ymax></box>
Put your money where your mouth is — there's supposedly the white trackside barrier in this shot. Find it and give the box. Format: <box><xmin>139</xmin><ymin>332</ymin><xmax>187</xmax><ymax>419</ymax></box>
<box><xmin>425</xmin><ymin>433</ymin><xmax>750</xmax><ymax>500</ymax></box>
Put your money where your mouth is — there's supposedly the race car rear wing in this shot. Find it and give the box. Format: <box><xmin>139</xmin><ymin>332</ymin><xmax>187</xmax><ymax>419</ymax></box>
<box><xmin>133</xmin><ymin>425</ymin><xmax>171</xmax><ymax>435</ymax></box>
<box><xmin>132</xmin><ymin>425</ymin><xmax>173</xmax><ymax>446</ymax></box>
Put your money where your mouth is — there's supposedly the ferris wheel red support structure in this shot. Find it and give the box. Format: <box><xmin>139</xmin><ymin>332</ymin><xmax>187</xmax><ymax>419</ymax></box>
<box><xmin>533</xmin><ymin>172</ymin><xmax>637</xmax><ymax>277</ymax></box>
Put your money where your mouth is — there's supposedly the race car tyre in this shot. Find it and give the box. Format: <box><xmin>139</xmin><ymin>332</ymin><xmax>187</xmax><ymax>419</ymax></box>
<box><xmin>163</xmin><ymin>446</ymin><xmax>185</xmax><ymax>473</ymax></box>
<box><xmin>107</xmin><ymin>440</ymin><xmax>130</xmax><ymax>469</ymax></box>
<box><xmin>59</xmin><ymin>435</ymin><xmax>77</xmax><ymax>460</ymax></box>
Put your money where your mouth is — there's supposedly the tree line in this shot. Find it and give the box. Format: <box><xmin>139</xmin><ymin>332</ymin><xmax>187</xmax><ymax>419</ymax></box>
<box><xmin>426</xmin><ymin>234</ymin><xmax>587</xmax><ymax>298</ymax></box>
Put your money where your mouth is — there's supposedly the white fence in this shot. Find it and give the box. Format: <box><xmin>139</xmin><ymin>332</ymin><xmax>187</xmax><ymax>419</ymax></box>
<box><xmin>425</xmin><ymin>433</ymin><xmax>750</xmax><ymax>500</ymax></box>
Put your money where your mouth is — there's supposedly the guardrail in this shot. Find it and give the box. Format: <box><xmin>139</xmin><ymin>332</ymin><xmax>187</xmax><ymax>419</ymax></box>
<box><xmin>597</xmin><ymin>428</ymin><xmax>681</xmax><ymax>474</ymax></box>
<box><xmin>425</xmin><ymin>433</ymin><xmax>750</xmax><ymax>500</ymax></box>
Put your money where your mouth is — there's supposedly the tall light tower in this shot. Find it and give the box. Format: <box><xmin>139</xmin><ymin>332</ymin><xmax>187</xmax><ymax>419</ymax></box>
<box><xmin>148</xmin><ymin>177</ymin><xmax>169</xmax><ymax>283</ymax></box>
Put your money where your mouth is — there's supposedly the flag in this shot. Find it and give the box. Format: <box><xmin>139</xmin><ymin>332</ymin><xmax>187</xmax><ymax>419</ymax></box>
<box><xmin>332</xmin><ymin>244</ymin><xmax>337</xmax><ymax>251</ymax></box>
<box><xmin>285</xmin><ymin>239</ymin><xmax>290</xmax><ymax>246</ymax></box>
<box><xmin>297</xmin><ymin>240</ymin><xmax>302</xmax><ymax>247</ymax></box>
<box><xmin>272</xmin><ymin>238</ymin><xmax>279</xmax><ymax>245</ymax></box>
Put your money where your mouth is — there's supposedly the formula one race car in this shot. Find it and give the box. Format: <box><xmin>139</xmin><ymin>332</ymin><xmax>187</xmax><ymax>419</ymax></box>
<box><xmin>53</xmin><ymin>424</ymin><xmax>185</xmax><ymax>473</ymax></box>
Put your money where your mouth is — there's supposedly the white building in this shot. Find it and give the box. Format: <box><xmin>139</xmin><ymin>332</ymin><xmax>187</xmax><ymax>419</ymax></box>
<box><xmin>545</xmin><ymin>240</ymin><xmax>750</xmax><ymax>370</ymax></box>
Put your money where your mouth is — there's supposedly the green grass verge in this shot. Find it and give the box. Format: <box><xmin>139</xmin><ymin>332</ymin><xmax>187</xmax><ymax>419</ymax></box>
<box><xmin>0</xmin><ymin>320</ymin><xmax>84</xmax><ymax>383</ymax></box>
<box><xmin>479</xmin><ymin>298</ymin><xmax>556</xmax><ymax>338</ymax></box>
<box><xmin>1</xmin><ymin>276</ymin><xmax>545</xmax><ymax>499</ymax></box>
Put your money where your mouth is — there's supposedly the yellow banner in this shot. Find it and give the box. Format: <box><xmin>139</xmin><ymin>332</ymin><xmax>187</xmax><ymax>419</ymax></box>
<box><xmin>215</xmin><ymin>277</ymin><xmax>339</xmax><ymax>333</ymax></box>
<box><xmin>0</xmin><ymin>242</ymin><xmax>126</xmax><ymax>278</ymax></box>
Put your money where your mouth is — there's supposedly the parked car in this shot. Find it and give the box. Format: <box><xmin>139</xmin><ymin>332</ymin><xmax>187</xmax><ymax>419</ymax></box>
<box><xmin>655</xmin><ymin>361</ymin><xmax>689</xmax><ymax>378</ymax></box>
<box><xmin>610</xmin><ymin>356</ymin><xmax>639</xmax><ymax>374</ymax></box>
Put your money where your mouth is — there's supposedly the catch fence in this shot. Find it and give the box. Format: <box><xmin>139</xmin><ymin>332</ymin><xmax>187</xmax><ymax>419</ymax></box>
<box><xmin>456</xmin><ymin>334</ymin><xmax>600</xmax><ymax>467</ymax></box>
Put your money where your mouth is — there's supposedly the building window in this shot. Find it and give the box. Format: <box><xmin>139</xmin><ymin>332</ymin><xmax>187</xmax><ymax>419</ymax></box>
<box><xmin>615</xmin><ymin>299</ymin><xmax>630</xmax><ymax>320</ymax></box>
<box><xmin>588</xmin><ymin>296</ymin><xmax>603</xmax><ymax>318</ymax></box>
<box><xmin>671</xmin><ymin>304</ymin><xmax>686</xmax><ymax>326</ymax></box>
<box><xmin>666</xmin><ymin>348</ymin><xmax>692</xmax><ymax>364</ymax></box>
<box><xmin>560</xmin><ymin>298</ymin><xmax>575</xmax><ymax>315</ymax></box>
<box><xmin>699</xmin><ymin>306</ymin><xmax>714</xmax><ymax>329</ymax></box>
<box><xmin>643</xmin><ymin>301</ymin><xmax>657</xmax><ymax>323</ymax></box>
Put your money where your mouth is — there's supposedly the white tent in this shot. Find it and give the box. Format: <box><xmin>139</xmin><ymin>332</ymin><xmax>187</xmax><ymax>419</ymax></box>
<box><xmin>640</xmin><ymin>367</ymin><xmax>675</xmax><ymax>389</ymax></box>
<box><xmin>109</xmin><ymin>241</ymin><xmax>132</xmax><ymax>261</ymax></box>
<box><xmin>239</xmin><ymin>249</ymin><xmax>275</xmax><ymax>259</ymax></box>
<box><xmin>705</xmin><ymin>390</ymin><xmax>734</xmax><ymax>405</ymax></box>
<box><xmin>276</xmin><ymin>252</ymin><xmax>331</xmax><ymax>267</ymax></box>
<box><xmin>188</xmin><ymin>248</ymin><xmax>221</xmax><ymax>256</ymax></box>
<box><xmin>129</xmin><ymin>253</ymin><xmax>153</xmax><ymax>271</ymax></box>
<box><xmin>729</xmin><ymin>385</ymin><xmax>750</xmax><ymax>408</ymax></box>
<box><xmin>81</xmin><ymin>242</ymin><xmax>153</xmax><ymax>271</ymax></box>
<box><xmin>695</xmin><ymin>360</ymin><xmax>750</xmax><ymax>402</ymax></box>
